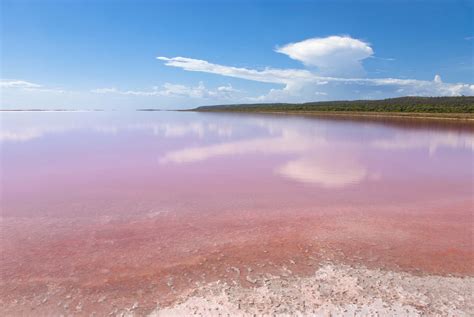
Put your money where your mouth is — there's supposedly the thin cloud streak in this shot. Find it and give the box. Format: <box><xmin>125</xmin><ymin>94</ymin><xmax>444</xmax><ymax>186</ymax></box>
<box><xmin>91</xmin><ymin>82</ymin><xmax>240</xmax><ymax>99</ymax></box>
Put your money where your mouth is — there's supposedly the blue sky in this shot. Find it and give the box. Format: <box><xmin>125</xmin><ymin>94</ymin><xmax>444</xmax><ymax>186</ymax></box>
<box><xmin>1</xmin><ymin>0</ymin><xmax>473</xmax><ymax>109</ymax></box>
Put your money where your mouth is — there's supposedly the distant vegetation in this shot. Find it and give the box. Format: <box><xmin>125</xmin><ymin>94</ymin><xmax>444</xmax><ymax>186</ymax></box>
<box><xmin>194</xmin><ymin>96</ymin><xmax>474</xmax><ymax>114</ymax></box>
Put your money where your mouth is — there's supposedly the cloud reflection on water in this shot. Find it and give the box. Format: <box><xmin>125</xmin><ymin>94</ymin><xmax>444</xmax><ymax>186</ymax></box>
<box><xmin>0</xmin><ymin>112</ymin><xmax>235</xmax><ymax>142</ymax></box>
<box><xmin>371</xmin><ymin>130</ymin><xmax>474</xmax><ymax>156</ymax></box>
<box><xmin>2</xmin><ymin>112</ymin><xmax>473</xmax><ymax>189</ymax></box>
<box><xmin>159</xmin><ymin>134</ymin><xmax>320</xmax><ymax>164</ymax></box>
<box><xmin>277</xmin><ymin>156</ymin><xmax>367</xmax><ymax>188</ymax></box>
<box><xmin>159</xmin><ymin>119</ymin><xmax>371</xmax><ymax>188</ymax></box>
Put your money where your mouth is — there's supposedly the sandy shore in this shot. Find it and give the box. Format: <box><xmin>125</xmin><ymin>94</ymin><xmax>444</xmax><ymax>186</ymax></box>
<box><xmin>152</xmin><ymin>262</ymin><xmax>473</xmax><ymax>317</ymax></box>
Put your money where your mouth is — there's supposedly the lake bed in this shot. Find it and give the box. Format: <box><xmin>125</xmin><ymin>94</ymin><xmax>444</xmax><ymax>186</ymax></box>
<box><xmin>1</xmin><ymin>111</ymin><xmax>473</xmax><ymax>315</ymax></box>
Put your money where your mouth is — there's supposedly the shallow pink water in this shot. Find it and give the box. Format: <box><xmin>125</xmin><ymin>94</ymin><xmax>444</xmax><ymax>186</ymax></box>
<box><xmin>1</xmin><ymin>111</ymin><xmax>473</xmax><ymax>314</ymax></box>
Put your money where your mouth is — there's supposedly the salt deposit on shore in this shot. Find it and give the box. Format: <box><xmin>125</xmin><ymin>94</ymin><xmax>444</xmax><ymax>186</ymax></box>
<box><xmin>151</xmin><ymin>263</ymin><xmax>473</xmax><ymax>317</ymax></box>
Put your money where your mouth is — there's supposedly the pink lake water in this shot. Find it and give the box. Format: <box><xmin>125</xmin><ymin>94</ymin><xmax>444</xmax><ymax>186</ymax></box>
<box><xmin>1</xmin><ymin>111</ymin><xmax>473</xmax><ymax>315</ymax></box>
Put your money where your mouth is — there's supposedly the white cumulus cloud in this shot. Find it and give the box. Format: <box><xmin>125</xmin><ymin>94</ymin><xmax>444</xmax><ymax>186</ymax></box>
<box><xmin>276</xmin><ymin>36</ymin><xmax>374</xmax><ymax>77</ymax></box>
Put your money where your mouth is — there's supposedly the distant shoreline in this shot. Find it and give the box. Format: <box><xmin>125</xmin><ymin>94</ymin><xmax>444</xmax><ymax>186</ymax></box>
<box><xmin>192</xmin><ymin>96</ymin><xmax>474</xmax><ymax>122</ymax></box>
<box><xmin>194</xmin><ymin>109</ymin><xmax>474</xmax><ymax>121</ymax></box>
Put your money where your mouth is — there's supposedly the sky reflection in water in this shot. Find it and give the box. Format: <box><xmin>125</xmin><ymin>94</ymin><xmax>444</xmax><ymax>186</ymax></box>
<box><xmin>1</xmin><ymin>111</ymin><xmax>473</xmax><ymax>217</ymax></box>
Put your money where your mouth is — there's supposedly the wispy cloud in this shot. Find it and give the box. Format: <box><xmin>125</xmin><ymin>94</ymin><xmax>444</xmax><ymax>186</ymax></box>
<box><xmin>1</xmin><ymin>80</ymin><xmax>42</xmax><ymax>89</ymax></box>
<box><xmin>1</xmin><ymin>79</ymin><xmax>67</xmax><ymax>93</ymax></box>
<box><xmin>157</xmin><ymin>56</ymin><xmax>315</xmax><ymax>85</ymax></box>
<box><xmin>371</xmin><ymin>56</ymin><xmax>396</xmax><ymax>61</ymax></box>
<box><xmin>91</xmin><ymin>82</ymin><xmax>240</xmax><ymax>99</ymax></box>
<box><xmin>157</xmin><ymin>58</ymin><xmax>474</xmax><ymax>102</ymax></box>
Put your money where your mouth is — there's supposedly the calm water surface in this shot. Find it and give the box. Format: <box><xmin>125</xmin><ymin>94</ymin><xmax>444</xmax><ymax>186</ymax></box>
<box><xmin>1</xmin><ymin>111</ymin><xmax>473</xmax><ymax>314</ymax></box>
